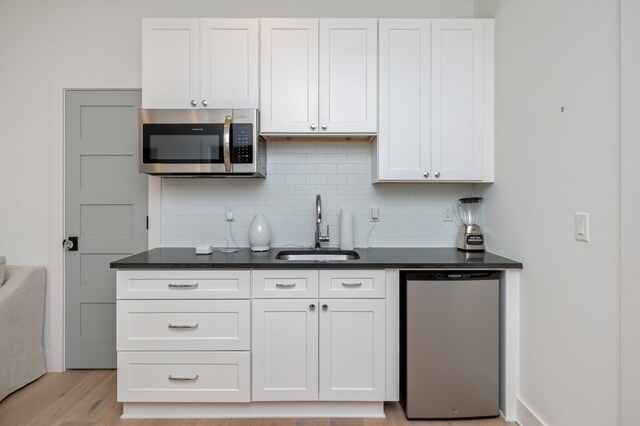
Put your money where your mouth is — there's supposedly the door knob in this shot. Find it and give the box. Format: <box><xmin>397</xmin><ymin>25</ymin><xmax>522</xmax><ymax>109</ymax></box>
<box><xmin>321</xmin><ymin>124</ymin><xmax>327</xmax><ymax>130</ymax></box>
<box><xmin>435</xmin><ymin>171</ymin><xmax>441</xmax><ymax>178</ymax></box>
<box><xmin>309</xmin><ymin>304</ymin><xmax>316</xmax><ymax>311</ymax></box>
<box><xmin>423</xmin><ymin>172</ymin><xmax>429</xmax><ymax>178</ymax></box>
<box><xmin>202</xmin><ymin>100</ymin><xmax>208</xmax><ymax>107</ymax></box>
<box><xmin>310</xmin><ymin>123</ymin><xmax>317</xmax><ymax>130</ymax></box>
<box><xmin>190</xmin><ymin>100</ymin><xmax>197</xmax><ymax>107</ymax></box>
<box><xmin>63</xmin><ymin>237</ymin><xmax>78</xmax><ymax>252</ymax></box>
<box><xmin>322</xmin><ymin>304</ymin><xmax>328</xmax><ymax>311</ymax></box>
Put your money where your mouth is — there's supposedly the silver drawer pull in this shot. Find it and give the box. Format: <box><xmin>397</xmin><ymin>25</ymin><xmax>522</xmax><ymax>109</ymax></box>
<box><xmin>341</xmin><ymin>282</ymin><xmax>363</xmax><ymax>287</ymax></box>
<box><xmin>275</xmin><ymin>282</ymin><xmax>297</xmax><ymax>288</ymax></box>
<box><xmin>168</xmin><ymin>283</ymin><xmax>199</xmax><ymax>289</ymax></box>
<box><xmin>168</xmin><ymin>323</ymin><xmax>199</xmax><ymax>329</ymax></box>
<box><xmin>168</xmin><ymin>374</ymin><xmax>199</xmax><ymax>381</ymax></box>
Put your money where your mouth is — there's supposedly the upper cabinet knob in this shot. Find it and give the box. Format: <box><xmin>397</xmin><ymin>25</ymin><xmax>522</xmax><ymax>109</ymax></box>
<box><xmin>190</xmin><ymin>100</ymin><xmax>197</xmax><ymax>107</ymax></box>
<box><xmin>310</xmin><ymin>123</ymin><xmax>317</xmax><ymax>130</ymax></box>
<box><xmin>435</xmin><ymin>171</ymin><xmax>441</xmax><ymax>178</ymax></box>
<box><xmin>424</xmin><ymin>172</ymin><xmax>429</xmax><ymax>178</ymax></box>
<box><xmin>202</xmin><ymin>100</ymin><xmax>208</xmax><ymax>107</ymax></box>
<box><xmin>321</xmin><ymin>124</ymin><xmax>327</xmax><ymax>130</ymax></box>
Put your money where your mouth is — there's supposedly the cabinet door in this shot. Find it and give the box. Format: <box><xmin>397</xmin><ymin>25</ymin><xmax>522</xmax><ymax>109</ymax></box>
<box><xmin>431</xmin><ymin>20</ymin><xmax>486</xmax><ymax>181</ymax></box>
<box><xmin>319</xmin><ymin>299</ymin><xmax>386</xmax><ymax>401</ymax></box>
<box><xmin>261</xmin><ymin>19</ymin><xmax>319</xmax><ymax>133</ymax></box>
<box><xmin>142</xmin><ymin>19</ymin><xmax>200</xmax><ymax>109</ymax></box>
<box><xmin>377</xmin><ymin>20</ymin><xmax>431</xmax><ymax>181</ymax></box>
<box><xmin>200</xmin><ymin>19</ymin><xmax>259</xmax><ymax>109</ymax></box>
<box><xmin>319</xmin><ymin>19</ymin><xmax>377</xmax><ymax>133</ymax></box>
<box><xmin>252</xmin><ymin>299</ymin><xmax>319</xmax><ymax>401</ymax></box>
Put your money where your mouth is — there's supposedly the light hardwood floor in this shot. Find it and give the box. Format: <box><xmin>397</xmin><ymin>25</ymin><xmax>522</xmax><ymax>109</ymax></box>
<box><xmin>0</xmin><ymin>371</ymin><xmax>514</xmax><ymax>425</ymax></box>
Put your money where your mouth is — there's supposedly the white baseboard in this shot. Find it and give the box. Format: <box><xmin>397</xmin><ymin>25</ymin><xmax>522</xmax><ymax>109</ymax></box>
<box><xmin>516</xmin><ymin>398</ymin><xmax>546</xmax><ymax>426</ymax></box>
<box><xmin>122</xmin><ymin>401</ymin><xmax>385</xmax><ymax>419</ymax></box>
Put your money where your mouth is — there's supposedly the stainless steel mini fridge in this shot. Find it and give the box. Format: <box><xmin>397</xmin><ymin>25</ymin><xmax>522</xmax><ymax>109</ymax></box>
<box><xmin>400</xmin><ymin>271</ymin><xmax>500</xmax><ymax>419</ymax></box>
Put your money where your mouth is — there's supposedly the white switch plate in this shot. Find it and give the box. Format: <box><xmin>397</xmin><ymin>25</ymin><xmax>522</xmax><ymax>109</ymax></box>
<box><xmin>575</xmin><ymin>212</ymin><xmax>589</xmax><ymax>242</ymax></box>
<box><xmin>225</xmin><ymin>206</ymin><xmax>235</xmax><ymax>222</ymax></box>
<box><xmin>443</xmin><ymin>206</ymin><xmax>453</xmax><ymax>222</ymax></box>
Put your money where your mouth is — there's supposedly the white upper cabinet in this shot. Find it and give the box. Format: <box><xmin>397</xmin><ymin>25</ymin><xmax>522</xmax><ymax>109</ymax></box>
<box><xmin>142</xmin><ymin>19</ymin><xmax>200</xmax><ymax>109</ymax></box>
<box><xmin>261</xmin><ymin>18</ymin><xmax>377</xmax><ymax>135</ymax></box>
<box><xmin>319</xmin><ymin>20</ymin><xmax>377</xmax><ymax>133</ymax></box>
<box><xmin>431</xmin><ymin>19</ymin><xmax>491</xmax><ymax>181</ymax></box>
<box><xmin>376</xmin><ymin>19</ymin><xmax>431</xmax><ymax>181</ymax></box>
<box><xmin>200</xmin><ymin>19</ymin><xmax>259</xmax><ymax>109</ymax></box>
<box><xmin>260</xmin><ymin>19</ymin><xmax>319</xmax><ymax>133</ymax></box>
<box><xmin>142</xmin><ymin>18</ymin><xmax>259</xmax><ymax>109</ymax></box>
<box><xmin>375</xmin><ymin>19</ymin><xmax>494</xmax><ymax>183</ymax></box>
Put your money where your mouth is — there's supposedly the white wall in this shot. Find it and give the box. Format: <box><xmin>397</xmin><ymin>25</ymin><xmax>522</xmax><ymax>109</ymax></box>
<box><xmin>0</xmin><ymin>0</ymin><xmax>475</xmax><ymax>369</ymax></box>
<box><xmin>162</xmin><ymin>142</ymin><xmax>473</xmax><ymax>248</ymax></box>
<box><xmin>620</xmin><ymin>0</ymin><xmax>640</xmax><ymax>424</ymax></box>
<box><xmin>474</xmin><ymin>1</ymin><xmax>620</xmax><ymax>425</ymax></box>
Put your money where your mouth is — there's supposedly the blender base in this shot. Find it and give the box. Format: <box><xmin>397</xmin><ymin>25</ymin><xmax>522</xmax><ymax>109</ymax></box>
<box><xmin>457</xmin><ymin>224</ymin><xmax>486</xmax><ymax>251</ymax></box>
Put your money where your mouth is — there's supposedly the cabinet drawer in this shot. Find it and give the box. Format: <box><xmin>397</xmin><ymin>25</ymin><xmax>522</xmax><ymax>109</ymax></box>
<box><xmin>118</xmin><ymin>351</ymin><xmax>250</xmax><ymax>403</ymax></box>
<box><xmin>116</xmin><ymin>270</ymin><xmax>250</xmax><ymax>300</ymax></box>
<box><xmin>252</xmin><ymin>270</ymin><xmax>319</xmax><ymax>298</ymax></box>
<box><xmin>117</xmin><ymin>300</ymin><xmax>250</xmax><ymax>351</ymax></box>
<box><xmin>319</xmin><ymin>270</ymin><xmax>385</xmax><ymax>298</ymax></box>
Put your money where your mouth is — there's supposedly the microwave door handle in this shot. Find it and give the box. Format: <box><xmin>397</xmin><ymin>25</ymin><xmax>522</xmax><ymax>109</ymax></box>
<box><xmin>223</xmin><ymin>115</ymin><xmax>232</xmax><ymax>172</ymax></box>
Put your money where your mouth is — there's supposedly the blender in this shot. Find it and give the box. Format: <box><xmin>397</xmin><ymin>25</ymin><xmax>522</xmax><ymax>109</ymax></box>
<box><xmin>455</xmin><ymin>196</ymin><xmax>485</xmax><ymax>251</ymax></box>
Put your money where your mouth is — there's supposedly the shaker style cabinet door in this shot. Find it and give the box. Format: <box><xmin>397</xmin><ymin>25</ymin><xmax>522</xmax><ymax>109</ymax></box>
<box><xmin>318</xmin><ymin>19</ymin><xmax>377</xmax><ymax>133</ymax></box>
<box><xmin>431</xmin><ymin>19</ymin><xmax>491</xmax><ymax>181</ymax></box>
<box><xmin>200</xmin><ymin>19</ymin><xmax>259</xmax><ymax>109</ymax></box>
<box><xmin>142</xmin><ymin>19</ymin><xmax>200</xmax><ymax>109</ymax></box>
<box><xmin>252</xmin><ymin>299</ymin><xmax>319</xmax><ymax>401</ymax></box>
<box><xmin>319</xmin><ymin>299</ymin><xmax>386</xmax><ymax>401</ymax></box>
<box><xmin>376</xmin><ymin>19</ymin><xmax>431</xmax><ymax>181</ymax></box>
<box><xmin>260</xmin><ymin>19</ymin><xmax>319</xmax><ymax>133</ymax></box>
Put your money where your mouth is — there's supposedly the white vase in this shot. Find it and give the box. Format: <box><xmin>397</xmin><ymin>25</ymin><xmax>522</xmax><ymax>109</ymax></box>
<box><xmin>248</xmin><ymin>214</ymin><xmax>272</xmax><ymax>252</ymax></box>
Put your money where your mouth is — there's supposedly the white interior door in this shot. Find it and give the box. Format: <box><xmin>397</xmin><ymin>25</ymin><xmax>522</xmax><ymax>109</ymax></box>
<box><xmin>319</xmin><ymin>299</ymin><xmax>386</xmax><ymax>401</ymax></box>
<box><xmin>431</xmin><ymin>19</ymin><xmax>485</xmax><ymax>181</ymax></box>
<box><xmin>260</xmin><ymin>19</ymin><xmax>319</xmax><ymax>133</ymax></box>
<box><xmin>142</xmin><ymin>18</ymin><xmax>200</xmax><ymax>109</ymax></box>
<box><xmin>319</xmin><ymin>19</ymin><xmax>377</xmax><ymax>133</ymax></box>
<box><xmin>65</xmin><ymin>90</ymin><xmax>148</xmax><ymax>368</ymax></box>
<box><xmin>252</xmin><ymin>299</ymin><xmax>319</xmax><ymax>401</ymax></box>
<box><xmin>200</xmin><ymin>18</ymin><xmax>259</xmax><ymax>109</ymax></box>
<box><xmin>377</xmin><ymin>19</ymin><xmax>431</xmax><ymax>181</ymax></box>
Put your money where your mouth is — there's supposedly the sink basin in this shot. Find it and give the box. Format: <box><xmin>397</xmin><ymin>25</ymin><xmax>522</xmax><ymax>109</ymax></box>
<box><xmin>275</xmin><ymin>250</ymin><xmax>360</xmax><ymax>261</ymax></box>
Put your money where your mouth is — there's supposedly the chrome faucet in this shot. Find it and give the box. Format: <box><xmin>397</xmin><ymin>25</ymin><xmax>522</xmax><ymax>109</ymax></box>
<box><xmin>315</xmin><ymin>194</ymin><xmax>330</xmax><ymax>248</ymax></box>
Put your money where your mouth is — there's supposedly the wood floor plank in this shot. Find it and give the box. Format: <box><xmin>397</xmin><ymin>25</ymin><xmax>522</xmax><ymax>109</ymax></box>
<box><xmin>0</xmin><ymin>371</ymin><xmax>516</xmax><ymax>426</ymax></box>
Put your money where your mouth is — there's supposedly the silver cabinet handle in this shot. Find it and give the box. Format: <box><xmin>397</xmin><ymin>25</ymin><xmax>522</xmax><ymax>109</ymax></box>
<box><xmin>223</xmin><ymin>115</ymin><xmax>231</xmax><ymax>172</ymax></box>
<box><xmin>322</xmin><ymin>304</ymin><xmax>328</xmax><ymax>311</ymax></box>
<box><xmin>168</xmin><ymin>283</ymin><xmax>199</xmax><ymax>289</ymax></box>
<box><xmin>310</xmin><ymin>123</ymin><xmax>317</xmax><ymax>130</ymax></box>
<box><xmin>275</xmin><ymin>282</ymin><xmax>297</xmax><ymax>288</ymax></box>
<box><xmin>435</xmin><ymin>171</ymin><xmax>441</xmax><ymax>178</ymax></box>
<box><xmin>341</xmin><ymin>282</ymin><xmax>363</xmax><ymax>287</ymax></box>
<box><xmin>190</xmin><ymin>100</ymin><xmax>197</xmax><ymax>107</ymax></box>
<box><xmin>168</xmin><ymin>374</ymin><xmax>199</xmax><ymax>381</ymax></box>
<box><xmin>202</xmin><ymin>100</ymin><xmax>208</xmax><ymax>107</ymax></box>
<box><xmin>309</xmin><ymin>304</ymin><xmax>316</xmax><ymax>311</ymax></box>
<box><xmin>321</xmin><ymin>124</ymin><xmax>327</xmax><ymax>130</ymax></box>
<box><xmin>168</xmin><ymin>323</ymin><xmax>199</xmax><ymax>329</ymax></box>
<box><xmin>424</xmin><ymin>172</ymin><xmax>429</xmax><ymax>178</ymax></box>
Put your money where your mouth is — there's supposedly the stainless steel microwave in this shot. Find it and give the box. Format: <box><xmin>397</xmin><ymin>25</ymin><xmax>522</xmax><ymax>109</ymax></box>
<box><xmin>139</xmin><ymin>109</ymin><xmax>266</xmax><ymax>177</ymax></box>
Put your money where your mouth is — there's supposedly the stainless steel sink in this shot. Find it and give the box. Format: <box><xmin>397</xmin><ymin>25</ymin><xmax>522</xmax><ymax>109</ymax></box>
<box><xmin>275</xmin><ymin>250</ymin><xmax>360</xmax><ymax>261</ymax></box>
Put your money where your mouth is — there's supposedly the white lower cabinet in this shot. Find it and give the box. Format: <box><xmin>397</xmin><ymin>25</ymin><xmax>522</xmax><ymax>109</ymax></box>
<box><xmin>319</xmin><ymin>299</ymin><xmax>386</xmax><ymax>401</ymax></box>
<box><xmin>251</xmin><ymin>299</ymin><xmax>319</xmax><ymax>401</ymax></box>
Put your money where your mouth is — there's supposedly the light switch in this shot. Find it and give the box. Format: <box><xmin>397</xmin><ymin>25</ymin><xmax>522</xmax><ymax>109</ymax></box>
<box><xmin>575</xmin><ymin>212</ymin><xmax>589</xmax><ymax>242</ymax></box>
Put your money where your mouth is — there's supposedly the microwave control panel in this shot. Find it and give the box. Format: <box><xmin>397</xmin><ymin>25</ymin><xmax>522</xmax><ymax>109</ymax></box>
<box><xmin>231</xmin><ymin>124</ymin><xmax>253</xmax><ymax>163</ymax></box>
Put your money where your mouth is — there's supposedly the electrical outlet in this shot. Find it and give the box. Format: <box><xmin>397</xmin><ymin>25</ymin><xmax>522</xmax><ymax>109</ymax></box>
<box><xmin>443</xmin><ymin>206</ymin><xmax>453</xmax><ymax>222</ymax></box>
<box><xmin>225</xmin><ymin>206</ymin><xmax>235</xmax><ymax>222</ymax></box>
<box><xmin>370</xmin><ymin>205</ymin><xmax>380</xmax><ymax>222</ymax></box>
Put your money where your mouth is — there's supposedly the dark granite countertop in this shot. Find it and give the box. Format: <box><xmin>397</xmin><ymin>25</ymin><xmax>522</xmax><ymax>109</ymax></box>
<box><xmin>110</xmin><ymin>247</ymin><xmax>523</xmax><ymax>270</ymax></box>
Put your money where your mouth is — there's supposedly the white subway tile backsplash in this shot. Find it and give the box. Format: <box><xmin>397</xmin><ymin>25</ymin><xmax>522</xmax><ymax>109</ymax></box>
<box><xmin>161</xmin><ymin>141</ymin><xmax>475</xmax><ymax>248</ymax></box>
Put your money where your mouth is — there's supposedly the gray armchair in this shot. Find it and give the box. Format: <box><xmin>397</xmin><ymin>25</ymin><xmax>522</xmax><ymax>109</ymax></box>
<box><xmin>0</xmin><ymin>265</ymin><xmax>46</xmax><ymax>401</ymax></box>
